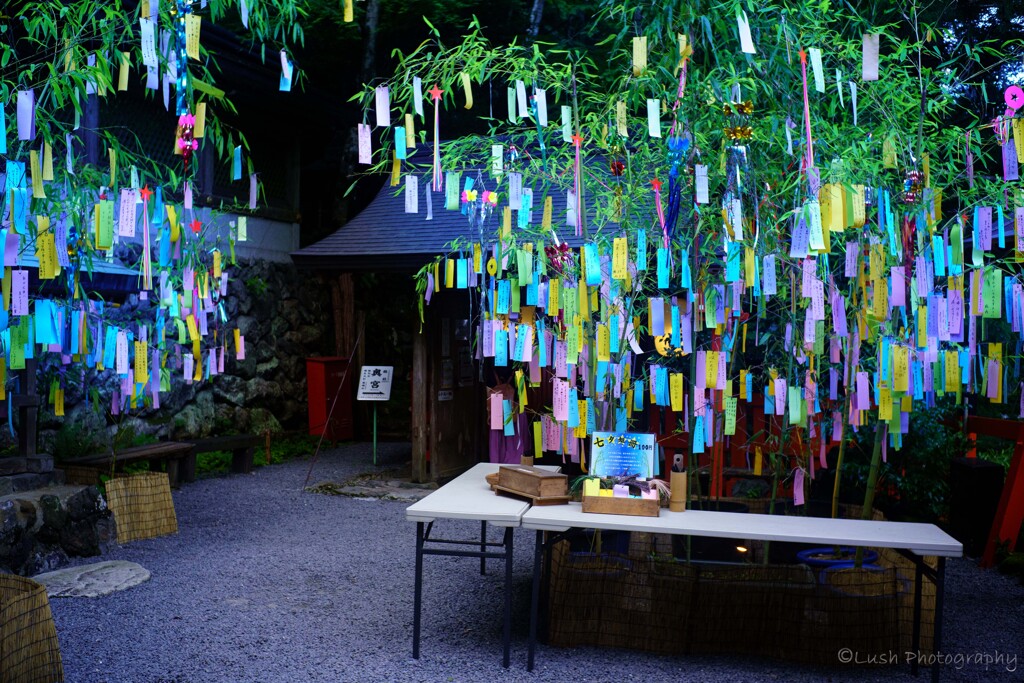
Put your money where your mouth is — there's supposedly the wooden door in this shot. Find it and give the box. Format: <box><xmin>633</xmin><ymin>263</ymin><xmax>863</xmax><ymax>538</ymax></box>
<box><xmin>426</xmin><ymin>290</ymin><xmax>482</xmax><ymax>483</ymax></box>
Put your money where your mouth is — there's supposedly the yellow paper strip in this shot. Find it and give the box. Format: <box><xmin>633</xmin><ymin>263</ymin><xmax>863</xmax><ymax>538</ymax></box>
<box><xmin>118</xmin><ymin>51</ymin><xmax>130</xmax><ymax>91</ymax></box>
<box><xmin>42</xmin><ymin>143</ymin><xmax>54</xmax><ymax>181</ymax></box>
<box><xmin>1015</xmin><ymin>119</ymin><xmax>1024</xmax><ymax>163</ymax></box>
<box><xmin>391</xmin><ymin>151</ymin><xmax>401</xmax><ymax>186</ymax></box>
<box><xmin>632</xmin><ymin>36</ymin><xmax>647</xmax><ymax>76</ymax></box>
<box><xmin>460</xmin><ymin>72</ymin><xmax>473</xmax><ymax>109</ymax></box>
<box><xmin>30</xmin><ymin>151</ymin><xmax>45</xmax><ymax>199</ymax></box>
<box><xmin>194</xmin><ymin>102</ymin><xmax>207</xmax><ymax>138</ymax></box>
<box><xmin>677</xmin><ymin>33</ymin><xmax>692</xmax><ymax>74</ymax></box>
<box><xmin>616</xmin><ymin>101</ymin><xmax>627</xmax><ymax>137</ymax></box>
<box><xmin>185</xmin><ymin>15</ymin><xmax>201</xmax><ymax>61</ymax></box>
<box><xmin>404</xmin><ymin>113</ymin><xmax>415</xmax><ymax>148</ymax></box>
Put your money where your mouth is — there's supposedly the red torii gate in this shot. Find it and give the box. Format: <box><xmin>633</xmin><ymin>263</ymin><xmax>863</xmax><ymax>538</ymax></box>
<box><xmin>966</xmin><ymin>416</ymin><xmax>1024</xmax><ymax>568</ymax></box>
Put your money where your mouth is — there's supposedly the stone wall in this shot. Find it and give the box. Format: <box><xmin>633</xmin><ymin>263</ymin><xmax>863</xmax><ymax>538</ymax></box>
<box><xmin>33</xmin><ymin>259</ymin><xmax>333</xmax><ymax>455</ymax></box>
<box><xmin>0</xmin><ymin>486</ymin><xmax>114</xmax><ymax>576</ymax></box>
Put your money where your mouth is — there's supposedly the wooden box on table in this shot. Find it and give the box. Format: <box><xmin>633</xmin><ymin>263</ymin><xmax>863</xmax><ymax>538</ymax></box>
<box><xmin>495</xmin><ymin>465</ymin><xmax>569</xmax><ymax>504</ymax></box>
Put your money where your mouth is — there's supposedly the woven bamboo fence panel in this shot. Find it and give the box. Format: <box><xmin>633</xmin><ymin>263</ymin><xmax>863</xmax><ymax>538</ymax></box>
<box><xmin>105</xmin><ymin>472</ymin><xmax>178</xmax><ymax>543</ymax></box>
<box><xmin>0</xmin><ymin>575</ymin><xmax>63</xmax><ymax>683</ymax></box>
<box><xmin>546</xmin><ymin>536</ymin><xmax>937</xmax><ymax>665</ymax></box>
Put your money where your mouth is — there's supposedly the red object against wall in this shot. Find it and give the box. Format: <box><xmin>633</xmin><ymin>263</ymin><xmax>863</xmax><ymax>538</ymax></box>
<box><xmin>306</xmin><ymin>357</ymin><xmax>354</xmax><ymax>441</ymax></box>
<box><xmin>965</xmin><ymin>416</ymin><xmax>1024</xmax><ymax>568</ymax></box>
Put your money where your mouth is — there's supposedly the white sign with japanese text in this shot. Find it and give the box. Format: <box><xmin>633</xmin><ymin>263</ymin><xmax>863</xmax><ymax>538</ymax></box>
<box><xmin>357</xmin><ymin>366</ymin><xmax>394</xmax><ymax>401</ymax></box>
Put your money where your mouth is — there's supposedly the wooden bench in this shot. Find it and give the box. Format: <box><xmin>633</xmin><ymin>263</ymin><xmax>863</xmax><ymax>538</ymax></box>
<box><xmin>186</xmin><ymin>434</ymin><xmax>261</xmax><ymax>475</ymax></box>
<box><xmin>61</xmin><ymin>441</ymin><xmax>197</xmax><ymax>487</ymax></box>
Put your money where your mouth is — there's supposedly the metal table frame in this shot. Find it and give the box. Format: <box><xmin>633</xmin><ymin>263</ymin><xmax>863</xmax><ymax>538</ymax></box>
<box><xmin>406</xmin><ymin>463</ymin><xmax>560</xmax><ymax>668</ymax></box>
<box><xmin>523</xmin><ymin>504</ymin><xmax>961</xmax><ymax>682</ymax></box>
<box><xmin>413</xmin><ymin>520</ymin><xmax>515</xmax><ymax>666</ymax></box>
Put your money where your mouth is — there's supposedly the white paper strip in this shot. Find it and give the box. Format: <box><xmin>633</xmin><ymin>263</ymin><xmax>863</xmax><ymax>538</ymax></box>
<box><xmin>516</xmin><ymin>80</ymin><xmax>528</xmax><ymax>118</ymax></box>
<box><xmin>647</xmin><ymin>99</ymin><xmax>662</xmax><ymax>138</ymax></box>
<box><xmin>850</xmin><ymin>82</ymin><xmax>858</xmax><ymax>126</ymax></box>
<box><xmin>862</xmin><ymin>34</ymin><xmax>880</xmax><ymax>81</ymax></box>
<box><xmin>405</xmin><ymin>175</ymin><xmax>419</xmax><ymax>213</ymax></box>
<box><xmin>809</xmin><ymin>48</ymin><xmax>825</xmax><ymax>93</ymax></box>
<box><xmin>357</xmin><ymin>123</ymin><xmax>372</xmax><ymax>164</ymax></box>
<box><xmin>695</xmin><ymin>165</ymin><xmax>709</xmax><ymax>204</ymax></box>
<box><xmin>375</xmin><ymin>86</ymin><xmax>390</xmax><ymax>128</ymax></box>
<box><xmin>535</xmin><ymin>88</ymin><xmax>548</xmax><ymax>126</ymax></box>
<box><xmin>413</xmin><ymin>76</ymin><xmax>424</xmax><ymax>117</ymax></box>
<box><xmin>737</xmin><ymin>11</ymin><xmax>756</xmax><ymax>54</ymax></box>
<box><xmin>139</xmin><ymin>18</ymin><xmax>159</xmax><ymax>69</ymax></box>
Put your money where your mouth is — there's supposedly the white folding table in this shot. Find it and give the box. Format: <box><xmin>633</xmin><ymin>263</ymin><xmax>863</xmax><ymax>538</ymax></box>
<box><xmin>406</xmin><ymin>463</ymin><xmax>559</xmax><ymax>668</ymax></box>
<box><xmin>522</xmin><ymin>504</ymin><xmax>962</xmax><ymax>681</ymax></box>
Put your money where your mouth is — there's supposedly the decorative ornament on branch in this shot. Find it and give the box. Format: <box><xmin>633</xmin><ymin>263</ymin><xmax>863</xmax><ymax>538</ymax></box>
<box><xmin>177</xmin><ymin>113</ymin><xmax>197</xmax><ymax>175</ymax></box>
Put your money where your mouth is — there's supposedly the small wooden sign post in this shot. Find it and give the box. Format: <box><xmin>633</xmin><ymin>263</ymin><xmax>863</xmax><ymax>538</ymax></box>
<box><xmin>357</xmin><ymin>366</ymin><xmax>394</xmax><ymax>464</ymax></box>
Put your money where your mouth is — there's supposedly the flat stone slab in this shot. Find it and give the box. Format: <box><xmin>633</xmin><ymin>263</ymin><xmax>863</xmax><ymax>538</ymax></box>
<box><xmin>306</xmin><ymin>479</ymin><xmax>436</xmax><ymax>502</ymax></box>
<box><xmin>34</xmin><ymin>560</ymin><xmax>151</xmax><ymax>598</ymax></box>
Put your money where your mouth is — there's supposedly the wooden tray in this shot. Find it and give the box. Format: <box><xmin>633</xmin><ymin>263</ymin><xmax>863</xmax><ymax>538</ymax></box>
<box><xmin>498</xmin><ymin>464</ymin><xmax>568</xmax><ymax>498</ymax></box>
<box><xmin>494</xmin><ymin>485</ymin><xmax>571</xmax><ymax>506</ymax></box>
<box><xmin>582</xmin><ymin>494</ymin><xmax>660</xmax><ymax>517</ymax></box>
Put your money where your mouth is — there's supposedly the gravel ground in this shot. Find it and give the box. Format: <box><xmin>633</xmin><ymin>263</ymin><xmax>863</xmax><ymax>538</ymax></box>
<box><xmin>49</xmin><ymin>442</ymin><xmax>1024</xmax><ymax>683</ymax></box>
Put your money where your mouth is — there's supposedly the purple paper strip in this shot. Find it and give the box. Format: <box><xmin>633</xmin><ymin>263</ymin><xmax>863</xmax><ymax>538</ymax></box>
<box><xmin>16</xmin><ymin>90</ymin><xmax>35</xmax><ymax>141</ymax></box>
<box><xmin>1004</xmin><ymin>139</ymin><xmax>1019</xmax><ymax>181</ymax></box>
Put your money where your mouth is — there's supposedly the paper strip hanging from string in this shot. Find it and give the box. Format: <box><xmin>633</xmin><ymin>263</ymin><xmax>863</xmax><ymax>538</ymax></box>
<box><xmin>862</xmin><ymin>34</ymin><xmax>880</xmax><ymax>81</ymax></box>
<box><xmin>375</xmin><ymin>86</ymin><xmax>390</xmax><ymax>127</ymax></box>
<box><xmin>737</xmin><ymin>9</ymin><xmax>756</xmax><ymax>54</ymax></box>
<box><xmin>16</xmin><ymin>90</ymin><xmax>35</xmax><ymax>140</ymax></box>
<box><xmin>809</xmin><ymin>47</ymin><xmax>825</xmax><ymax>93</ymax></box>
<box><xmin>413</xmin><ymin>76</ymin><xmax>424</xmax><ymax>117</ymax></box>
<box><xmin>460</xmin><ymin>72</ymin><xmax>473</xmax><ymax>109</ymax></box>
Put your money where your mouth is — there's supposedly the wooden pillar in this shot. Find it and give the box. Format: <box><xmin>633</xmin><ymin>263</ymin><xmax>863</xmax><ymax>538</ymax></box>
<box><xmin>356</xmin><ymin>310</ymin><xmax>366</xmax><ymax>369</ymax></box>
<box><xmin>411</xmin><ymin>325</ymin><xmax>428</xmax><ymax>483</ymax></box>
<box><xmin>329</xmin><ymin>275</ymin><xmax>345</xmax><ymax>356</ymax></box>
<box><xmin>338</xmin><ymin>273</ymin><xmax>356</xmax><ymax>356</ymax></box>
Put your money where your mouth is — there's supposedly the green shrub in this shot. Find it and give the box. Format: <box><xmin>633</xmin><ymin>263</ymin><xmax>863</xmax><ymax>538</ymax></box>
<box><xmin>52</xmin><ymin>422</ymin><xmax>108</xmax><ymax>461</ymax></box>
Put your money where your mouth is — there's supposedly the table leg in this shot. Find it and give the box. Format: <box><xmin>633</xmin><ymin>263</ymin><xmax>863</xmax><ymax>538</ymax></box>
<box><xmin>413</xmin><ymin>521</ymin><xmax>424</xmax><ymax>660</ymax></box>
<box><xmin>528</xmin><ymin>529</ymin><xmax>543</xmax><ymax>672</ymax></box>
<box><xmin>480</xmin><ymin>521</ymin><xmax>487</xmax><ymax>575</ymax></box>
<box><xmin>502</xmin><ymin>527</ymin><xmax>513</xmax><ymax>669</ymax></box>
<box><xmin>911</xmin><ymin>556</ymin><xmax>923</xmax><ymax>676</ymax></box>
<box><xmin>931</xmin><ymin>557</ymin><xmax>946</xmax><ymax>683</ymax></box>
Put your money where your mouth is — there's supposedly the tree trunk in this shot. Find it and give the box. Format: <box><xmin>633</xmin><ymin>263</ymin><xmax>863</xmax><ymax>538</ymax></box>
<box><xmin>335</xmin><ymin>0</ymin><xmax>381</xmax><ymax>225</ymax></box>
<box><xmin>855</xmin><ymin>421</ymin><xmax>886</xmax><ymax>566</ymax></box>
<box><xmin>527</xmin><ymin>0</ymin><xmax>545</xmax><ymax>41</ymax></box>
<box><xmin>361</xmin><ymin>0</ymin><xmax>381</xmax><ymax>82</ymax></box>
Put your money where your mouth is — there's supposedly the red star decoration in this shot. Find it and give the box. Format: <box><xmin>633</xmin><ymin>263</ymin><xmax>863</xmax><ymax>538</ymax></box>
<box><xmin>798</xmin><ymin>49</ymin><xmax>807</xmax><ymax>64</ymax></box>
<box><xmin>651</xmin><ymin>178</ymin><xmax>662</xmax><ymax>192</ymax></box>
<box><xmin>190</xmin><ymin>219</ymin><xmax>202</xmax><ymax>233</ymax></box>
<box><xmin>571</xmin><ymin>134</ymin><xmax>582</xmax><ymax>147</ymax></box>
<box><xmin>428</xmin><ymin>85</ymin><xmax>443</xmax><ymax>101</ymax></box>
<box><xmin>139</xmin><ymin>185</ymin><xmax>153</xmax><ymax>202</ymax></box>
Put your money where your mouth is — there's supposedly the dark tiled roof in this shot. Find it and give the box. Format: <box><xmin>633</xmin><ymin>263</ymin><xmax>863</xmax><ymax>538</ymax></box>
<box><xmin>290</xmin><ymin>144</ymin><xmax>651</xmax><ymax>272</ymax></box>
